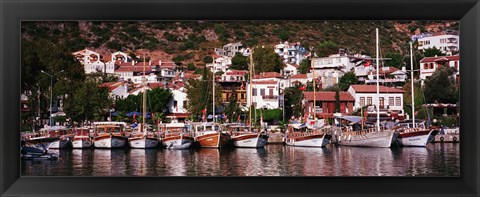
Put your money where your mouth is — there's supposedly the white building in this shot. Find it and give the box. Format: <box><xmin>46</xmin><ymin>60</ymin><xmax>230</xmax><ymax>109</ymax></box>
<box><xmin>419</xmin><ymin>55</ymin><xmax>460</xmax><ymax>85</ymax></box>
<box><xmin>282</xmin><ymin>63</ymin><xmax>299</xmax><ymax>77</ymax></box>
<box><xmin>274</xmin><ymin>41</ymin><xmax>309</xmax><ymax>65</ymax></box>
<box><xmin>169</xmin><ymin>88</ymin><xmax>188</xmax><ymax>113</ymax></box>
<box><xmin>99</xmin><ymin>82</ymin><xmax>129</xmax><ymax>100</ymax></box>
<box><xmin>72</xmin><ymin>48</ymin><xmax>115</xmax><ymax>74</ymax></box>
<box><xmin>247</xmin><ymin>80</ymin><xmax>282</xmax><ymax>109</ymax></box>
<box><xmin>312</xmin><ymin>53</ymin><xmax>370</xmax><ymax>88</ymax></box>
<box><xmin>347</xmin><ymin>85</ymin><xmax>405</xmax><ymax>115</ymax></box>
<box><xmin>219</xmin><ymin>69</ymin><xmax>247</xmax><ymax>82</ymax></box>
<box><xmin>215</xmin><ymin>42</ymin><xmax>244</xmax><ymax>57</ymax></box>
<box><xmin>417</xmin><ymin>33</ymin><xmax>459</xmax><ymax>55</ymax></box>
<box><xmin>207</xmin><ymin>56</ymin><xmax>232</xmax><ymax>73</ymax></box>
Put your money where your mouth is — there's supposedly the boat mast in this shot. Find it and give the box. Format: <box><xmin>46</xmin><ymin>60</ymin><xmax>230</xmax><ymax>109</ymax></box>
<box><xmin>249</xmin><ymin>50</ymin><xmax>254</xmax><ymax>129</ymax></box>
<box><xmin>312</xmin><ymin>56</ymin><xmax>316</xmax><ymax>120</ymax></box>
<box><xmin>410</xmin><ymin>41</ymin><xmax>415</xmax><ymax>128</ymax></box>
<box><xmin>212</xmin><ymin>54</ymin><xmax>215</xmax><ymax>123</ymax></box>
<box><xmin>376</xmin><ymin>28</ymin><xmax>380</xmax><ymax>131</ymax></box>
<box><xmin>142</xmin><ymin>54</ymin><xmax>147</xmax><ymax>133</ymax></box>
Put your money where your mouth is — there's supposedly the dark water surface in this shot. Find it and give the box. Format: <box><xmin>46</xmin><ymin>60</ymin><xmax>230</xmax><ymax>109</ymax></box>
<box><xmin>22</xmin><ymin>143</ymin><xmax>459</xmax><ymax>176</ymax></box>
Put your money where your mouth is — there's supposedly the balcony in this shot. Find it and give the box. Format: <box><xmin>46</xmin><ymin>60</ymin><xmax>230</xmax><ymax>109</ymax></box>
<box><xmin>262</xmin><ymin>95</ymin><xmax>278</xmax><ymax>100</ymax></box>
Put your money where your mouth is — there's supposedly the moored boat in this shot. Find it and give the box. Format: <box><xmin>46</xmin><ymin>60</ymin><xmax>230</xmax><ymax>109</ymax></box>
<box><xmin>228</xmin><ymin>124</ymin><xmax>269</xmax><ymax>148</ymax></box>
<box><xmin>72</xmin><ymin>127</ymin><xmax>93</xmax><ymax>149</ymax></box>
<box><xmin>93</xmin><ymin>122</ymin><xmax>127</xmax><ymax>148</ymax></box>
<box><xmin>285</xmin><ymin>123</ymin><xmax>331</xmax><ymax>147</ymax></box>
<box><xmin>193</xmin><ymin>122</ymin><xmax>230</xmax><ymax>148</ymax></box>
<box><xmin>394</xmin><ymin>120</ymin><xmax>439</xmax><ymax>147</ymax></box>
<box><xmin>159</xmin><ymin>122</ymin><xmax>194</xmax><ymax>149</ymax></box>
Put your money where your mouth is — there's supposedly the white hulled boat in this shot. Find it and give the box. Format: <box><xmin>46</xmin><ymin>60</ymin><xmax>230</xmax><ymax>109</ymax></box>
<box><xmin>335</xmin><ymin>28</ymin><xmax>395</xmax><ymax>148</ymax></box>
<box><xmin>127</xmin><ymin>55</ymin><xmax>159</xmax><ymax>149</ymax></box>
<box><xmin>72</xmin><ymin>127</ymin><xmax>92</xmax><ymax>148</ymax></box>
<box><xmin>93</xmin><ymin>121</ymin><xmax>127</xmax><ymax>148</ymax></box>
<box><xmin>159</xmin><ymin>122</ymin><xmax>194</xmax><ymax>149</ymax></box>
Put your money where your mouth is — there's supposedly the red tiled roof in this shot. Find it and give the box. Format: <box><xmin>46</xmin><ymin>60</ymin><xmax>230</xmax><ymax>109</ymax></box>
<box><xmin>368</xmin><ymin>67</ymin><xmax>400</xmax><ymax>76</ymax></box>
<box><xmin>290</xmin><ymin>74</ymin><xmax>307</xmax><ymax>79</ymax></box>
<box><xmin>303</xmin><ymin>91</ymin><xmax>354</xmax><ymax>101</ymax></box>
<box><xmin>225</xmin><ymin>70</ymin><xmax>248</xmax><ymax>75</ymax></box>
<box><xmin>420</xmin><ymin>55</ymin><xmax>460</xmax><ymax>63</ymax></box>
<box><xmin>147</xmin><ymin>82</ymin><xmax>166</xmax><ymax>89</ymax></box>
<box><xmin>252</xmin><ymin>80</ymin><xmax>278</xmax><ymax>85</ymax></box>
<box><xmin>253</xmin><ymin>72</ymin><xmax>282</xmax><ymax>79</ymax></box>
<box><xmin>115</xmin><ymin>66</ymin><xmax>154</xmax><ymax>73</ymax></box>
<box><xmin>350</xmin><ymin>85</ymin><xmax>406</xmax><ymax>93</ymax></box>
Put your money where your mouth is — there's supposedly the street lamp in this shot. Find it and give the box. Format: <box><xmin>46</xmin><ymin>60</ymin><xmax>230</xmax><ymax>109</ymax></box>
<box><xmin>41</xmin><ymin>69</ymin><xmax>64</xmax><ymax>127</ymax></box>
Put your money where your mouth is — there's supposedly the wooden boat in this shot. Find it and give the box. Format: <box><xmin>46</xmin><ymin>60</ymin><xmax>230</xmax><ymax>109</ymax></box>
<box><xmin>334</xmin><ymin>29</ymin><xmax>396</xmax><ymax>148</ymax></box>
<box><xmin>193</xmin><ymin>122</ymin><xmax>230</xmax><ymax>148</ymax></box>
<box><xmin>285</xmin><ymin>123</ymin><xmax>331</xmax><ymax>147</ymax></box>
<box><xmin>394</xmin><ymin>42</ymin><xmax>439</xmax><ymax>147</ymax></box>
<box><xmin>128</xmin><ymin>56</ymin><xmax>160</xmax><ymax>149</ymax></box>
<box><xmin>394</xmin><ymin>120</ymin><xmax>439</xmax><ymax>146</ymax></box>
<box><xmin>93</xmin><ymin>122</ymin><xmax>127</xmax><ymax>148</ymax></box>
<box><xmin>42</xmin><ymin>126</ymin><xmax>73</xmax><ymax>149</ymax></box>
<box><xmin>159</xmin><ymin>122</ymin><xmax>194</xmax><ymax>149</ymax></box>
<box><xmin>227</xmin><ymin>124</ymin><xmax>269</xmax><ymax>148</ymax></box>
<box><xmin>72</xmin><ymin>127</ymin><xmax>93</xmax><ymax>149</ymax></box>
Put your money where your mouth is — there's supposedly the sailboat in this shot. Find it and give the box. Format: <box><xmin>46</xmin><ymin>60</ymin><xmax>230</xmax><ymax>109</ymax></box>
<box><xmin>128</xmin><ymin>55</ymin><xmax>160</xmax><ymax>149</ymax></box>
<box><xmin>230</xmin><ymin>50</ymin><xmax>269</xmax><ymax>148</ymax></box>
<box><xmin>336</xmin><ymin>28</ymin><xmax>396</xmax><ymax>148</ymax></box>
<box><xmin>194</xmin><ymin>53</ymin><xmax>231</xmax><ymax>148</ymax></box>
<box><xmin>285</xmin><ymin>50</ymin><xmax>331</xmax><ymax>147</ymax></box>
<box><xmin>395</xmin><ymin>42</ymin><xmax>439</xmax><ymax>146</ymax></box>
<box><xmin>159</xmin><ymin>122</ymin><xmax>194</xmax><ymax>149</ymax></box>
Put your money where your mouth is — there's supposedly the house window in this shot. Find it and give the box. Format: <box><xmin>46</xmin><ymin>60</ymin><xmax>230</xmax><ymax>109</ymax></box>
<box><xmin>389</xmin><ymin>97</ymin><xmax>394</xmax><ymax>106</ymax></box>
<box><xmin>252</xmin><ymin>88</ymin><xmax>257</xmax><ymax>96</ymax></box>
<box><xmin>423</xmin><ymin>63</ymin><xmax>428</xmax><ymax>69</ymax></box>
<box><xmin>260</xmin><ymin>89</ymin><xmax>265</xmax><ymax>96</ymax></box>
<box><xmin>396</xmin><ymin>97</ymin><xmax>401</xmax><ymax>106</ymax></box>
<box><xmin>379</xmin><ymin>97</ymin><xmax>384</xmax><ymax>108</ymax></box>
<box><xmin>367</xmin><ymin>97</ymin><xmax>372</xmax><ymax>106</ymax></box>
<box><xmin>240</xmin><ymin>93</ymin><xmax>245</xmax><ymax>99</ymax></box>
<box><xmin>360</xmin><ymin>97</ymin><xmax>365</xmax><ymax>107</ymax></box>
<box><xmin>174</xmin><ymin>101</ymin><xmax>178</xmax><ymax>108</ymax></box>
<box><xmin>269</xmin><ymin>89</ymin><xmax>273</xmax><ymax>96</ymax></box>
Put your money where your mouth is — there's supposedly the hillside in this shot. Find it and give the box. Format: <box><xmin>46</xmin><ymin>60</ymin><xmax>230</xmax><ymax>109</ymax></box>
<box><xmin>21</xmin><ymin>21</ymin><xmax>458</xmax><ymax>64</ymax></box>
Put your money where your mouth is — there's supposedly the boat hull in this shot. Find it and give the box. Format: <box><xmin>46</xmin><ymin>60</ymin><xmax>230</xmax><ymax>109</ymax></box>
<box><xmin>93</xmin><ymin>135</ymin><xmax>126</xmax><ymax>148</ymax></box>
<box><xmin>232</xmin><ymin>133</ymin><xmax>269</xmax><ymax>148</ymax></box>
<box><xmin>48</xmin><ymin>139</ymin><xmax>70</xmax><ymax>149</ymax></box>
<box><xmin>285</xmin><ymin>133</ymin><xmax>331</xmax><ymax>147</ymax></box>
<box><xmin>128</xmin><ymin>137</ymin><xmax>159</xmax><ymax>149</ymax></box>
<box><xmin>338</xmin><ymin>130</ymin><xmax>395</xmax><ymax>148</ymax></box>
<box><xmin>196</xmin><ymin>132</ymin><xmax>230</xmax><ymax>148</ymax></box>
<box><xmin>72</xmin><ymin>138</ymin><xmax>93</xmax><ymax>149</ymax></box>
<box><xmin>162</xmin><ymin>134</ymin><xmax>194</xmax><ymax>149</ymax></box>
<box><xmin>397</xmin><ymin>129</ymin><xmax>438</xmax><ymax>147</ymax></box>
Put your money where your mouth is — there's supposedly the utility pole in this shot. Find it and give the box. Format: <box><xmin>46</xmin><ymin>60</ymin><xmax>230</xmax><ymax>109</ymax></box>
<box><xmin>40</xmin><ymin>69</ymin><xmax>64</xmax><ymax>127</ymax></box>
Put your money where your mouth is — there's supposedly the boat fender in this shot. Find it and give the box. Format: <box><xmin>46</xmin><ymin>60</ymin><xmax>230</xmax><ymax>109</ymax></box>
<box><xmin>453</xmin><ymin>136</ymin><xmax>457</xmax><ymax>142</ymax></box>
<box><xmin>440</xmin><ymin>137</ymin><xmax>444</xmax><ymax>142</ymax></box>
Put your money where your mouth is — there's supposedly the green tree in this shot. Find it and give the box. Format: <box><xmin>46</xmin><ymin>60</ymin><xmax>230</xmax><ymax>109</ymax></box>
<box><xmin>63</xmin><ymin>82</ymin><xmax>111</xmax><ymax>121</ymax></box>
<box><xmin>338</xmin><ymin>71</ymin><xmax>358</xmax><ymax>91</ymax></box>
<box><xmin>230</xmin><ymin>52</ymin><xmax>249</xmax><ymax>70</ymax></box>
<box><xmin>284</xmin><ymin>84</ymin><xmax>304</xmax><ymax>120</ymax></box>
<box><xmin>203</xmin><ymin>55</ymin><xmax>213</xmax><ymax>64</ymax></box>
<box><xmin>385</xmin><ymin>52</ymin><xmax>405</xmax><ymax>68</ymax></box>
<box><xmin>316</xmin><ymin>41</ymin><xmax>338</xmax><ymax>57</ymax></box>
<box><xmin>186</xmin><ymin>63</ymin><xmax>196</xmax><ymax>71</ymax></box>
<box><xmin>334</xmin><ymin>89</ymin><xmax>340</xmax><ymax>113</ymax></box>
<box><xmin>402</xmin><ymin>80</ymin><xmax>426</xmax><ymax>118</ymax></box>
<box><xmin>252</xmin><ymin>46</ymin><xmax>285</xmax><ymax>73</ymax></box>
<box><xmin>423</xmin><ymin>66</ymin><xmax>458</xmax><ymax>104</ymax></box>
<box><xmin>423</xmin><ymin>47</ymin><xmax>446</xmax><ymax>57</ymax></box>
<box><xmin>114</xmin><ymin>87</ymin><xmax>172</xmax><ymax>122</ymax></box>
<box><xmin>298</xmin><ymin>59</ymin><xmax>311</xmax><ymax>74</ymax></box>
<box><xmin>184</xmin><ymin>66</ymin><xmax>222</xmax><ymax>121</ymax></box>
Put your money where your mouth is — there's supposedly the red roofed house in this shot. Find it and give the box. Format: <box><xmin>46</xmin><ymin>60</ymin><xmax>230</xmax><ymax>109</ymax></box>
<box><xmin>419</xmin><ymin>55</ymin><xmax>460</xmax><ymax>85</ymax></box>
<box><xmin>302</xmin><ymin>91</ymin><xmax>355</xmax><ymax>119</ymax></box>
<box><xmin>348</xmin><ymin>85</ymin><xmax>406</xmax><ymax>120</ymax></box>
<box><xmin>219</xmin><ymin>70</ymin><xmax>248</xmax><ymax>106</ymax></box>
<box><xmin>365</xmin><ymin>66</ymin><xmax>407</xmax><ymax>88</ymax></box>
<box><xmin>72</xmin><ymin>48</ymin><xmax>116</xmax><ymax>74</ymax></box>
<box><xmin>247</xmin><ymin>80</ymin><xmax>282</xmax><ymax>109</ymax></box>
<box><xmin>128</xmin><ymin>82</ymin><xmax>166</xmax><ymax>96</ymax></box>
<box><xmin>99</xmin><ymin>82</ymin><xmax>129</xmax><ymax>100</ymax></box>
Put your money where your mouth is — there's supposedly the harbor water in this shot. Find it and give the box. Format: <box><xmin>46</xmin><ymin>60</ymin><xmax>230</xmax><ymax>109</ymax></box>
<box><xmin>21</xmin><ymin>143</ymin><xmax>459</xmax><ymax>176</ymax></box>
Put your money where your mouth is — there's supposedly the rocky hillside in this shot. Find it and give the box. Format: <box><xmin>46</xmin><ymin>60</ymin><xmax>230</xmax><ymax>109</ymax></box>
<box><xmin>21</xmin><ymin>21</ymin><xmax>458</xmax><ymax>64</ymax></box>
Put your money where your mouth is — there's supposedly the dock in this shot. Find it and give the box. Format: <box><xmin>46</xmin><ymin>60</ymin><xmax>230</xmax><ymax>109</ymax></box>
<box><xmin>433</xmin><ymin>134</ymin><xmax>459</xmax><ymax>143</ymax></box>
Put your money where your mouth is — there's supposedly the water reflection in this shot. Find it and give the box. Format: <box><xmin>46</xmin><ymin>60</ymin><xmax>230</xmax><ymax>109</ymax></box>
<box><xmin>21</xmin><ymin>144</ymin><xmax>460</xmax><ymax>176</ymax></box>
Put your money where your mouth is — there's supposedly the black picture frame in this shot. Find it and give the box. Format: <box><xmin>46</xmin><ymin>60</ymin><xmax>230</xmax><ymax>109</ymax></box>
<box><xmin>1</xmin><ymin>0</ymin><xmax>479</xmax><ymax>196</ymax></box>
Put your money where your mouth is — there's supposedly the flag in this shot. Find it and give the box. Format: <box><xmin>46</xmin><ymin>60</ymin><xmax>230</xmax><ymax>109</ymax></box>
<box><xmin>364</xmin><ymin>60</ymin><xmax>371</xmax><ymax>67</ymax></box>
<box><xmin>201</xmin><ymin>108</ymin><xmax>207</xmax><ymax>121</ymax></box>
<box><xmin>298</xmin><ymin>85</ymin><xmax>307</xmax><ymax>91</ymax></box>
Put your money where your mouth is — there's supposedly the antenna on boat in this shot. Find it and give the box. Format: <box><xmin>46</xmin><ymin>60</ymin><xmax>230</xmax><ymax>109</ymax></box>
<box><xmin>376</xmin><ymin>28</ymin><xmax>380</xmax><ymax>131</ymax></box>
<box><xmin>410</xmin><ymin>41</ymin><xmax>415</xmax><ymax>128</ymax></box>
